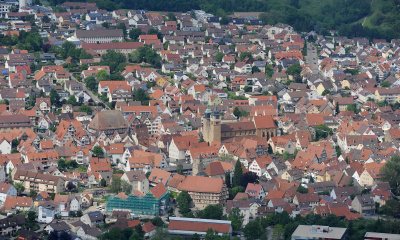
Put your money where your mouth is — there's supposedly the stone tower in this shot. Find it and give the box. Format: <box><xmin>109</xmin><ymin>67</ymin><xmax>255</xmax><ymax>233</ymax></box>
<box><xmin>202</xmin><ymin>108</ymin><xmax>221</xmax><ymax>144</ymax></box>
<box><xmin>202</xmin><ymin>108</ymin><xmax>212</xmax><ymax>143</ymax></box>
<box><xmin>202</xmin><ymin>108</ymin><xmax>221</xmax><ymax>143</ymax></box>
<box><xmin>210</xmin><ymin>110</ymin><xmax>221</xmax><ymax>143</ymax></box>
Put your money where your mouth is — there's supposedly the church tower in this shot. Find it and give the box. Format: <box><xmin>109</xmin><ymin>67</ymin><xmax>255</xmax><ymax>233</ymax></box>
<box><xmin>209</xmin><ymin>110</ymin><xmax>221</xmax><ymax>144</ymax></box>
<box><xmin>201</xmin><ymin>108</ymin><xmax>221</xmax><ymax>144</ymax></box>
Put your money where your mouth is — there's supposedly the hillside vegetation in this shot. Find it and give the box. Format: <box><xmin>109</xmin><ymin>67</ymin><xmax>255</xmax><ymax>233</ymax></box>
<box><xmin>54</xmin><ymin>0</ymin><xmax>400</xmax><ymax>39</ymax></box>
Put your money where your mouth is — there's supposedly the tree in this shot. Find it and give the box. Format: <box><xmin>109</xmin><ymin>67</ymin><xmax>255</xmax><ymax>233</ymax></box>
<box><xmin>110</xmin><ymin>175</ymin><xmax>122</xmax><ymax>193</ymax></box>
<box><xmin>239</xmin><ymin>52</ymin><xmax>253</xmax><ymax>61</ymax></box>
<box><xmin>55</xmin><ymin>41</ymin><xmax>92</xmax><ymax>61</ymax></box>
<box><xmin>151</xmin><ymin>216</ymin><xmax>164</xmax><ymax>227</ymax></box>
<box><xmin>58</xmin><ymin>158</ymin><xmax>67</xmax><ymax>171</ymax></box>
<box><xmin>381</xmin><ymin>155</ymin><xmax>400</xmax><ymax>195</ymax></box>
<box><xmin>243</xmin><ymin>219</ymin><xmax>263</xmax><ymax>239</ymax></box>
<box><xmin>232</xmin><ymin>160</ymin><xmax>243</xmax><ymax>187</ymax></box>
<box><xmin>129</xmin><ymin>28</ymin><xmax>142</xmax><ymax>41</ymax></box>
<box><xmin>346</xmin><ymin>104</ymin><xmax>359</xmax><ymax>113</ymax></box>
<box><xmin>101</xmin><ymin>50</ymin><xmax>127</xmax><ymax>73</ymax></box>
<box><xmin>233</xmin><ymin>107</ymin><xmax>249</xmax><ymax>119</ymax></box>
<box><xmin>381</xmin><ymin>81</ymin><xmax>391</xmax><ymax>88</ymax></box>
<box><xmin>148</xmin><ymin>28</ymin><xmax>162</xmax><ymax>39</ymax></box>
<box><xmin>150</xmin><ymin>228</ymin><xmax>170</xmax><ymax>240</ymax></box>
<box><xmin>97</xmin><ymin>69</ymin><xmax>110</xmax><ymax>81</ymax></box>
<box><xmin>314</xmin><ymin>124</ymin><xmax>333</xmax><ymax>141</ymax></box>
<box><xmin>297</xmin><ymin>185</ymin><xmax>309</xmax><ymax>193</ymax></box>
<box><xmin>240</xmin><ymin>172</ymin><xmax>259</xmax><ymax>188</ymax></box>
<box><xmin>67</xmin><ymin>95</ymin><xmax>78</xmax><ymax>106</ymax></box>
<box><xmin>215</xmin><ymin>51</ymin><xmax>224</xmax><ymax>62</ymax></box>
<box><xmin>229</xmin><ymin>186</ymin><xmax>244</xmax><ymax>199</ymax></box>
<box><xmin>228</xmin><ymin>208</ymin><xmax>243</xmax><ymax>231</ymax></box>
<box><xmin>379</xmin><ymin>199</ymin><xmax>400</xmax><ymax>217</ymax></box>
<box><xmin>196</xmin><ymin>204</ymin><xmax>224</xmax><ymax>220</ymax></box>
<box><xmin>129</xmin><ymin>45</ymin><xmax>162</xmax><ymax>68</ymax></box>
<box><xmin>29</xmin><ymin>190</ymin><xmax>37</xmax><ymax>198</ymax></box>
<box><xmin>287</xmin><ymin>63</ymin><xmax>302</xmax><ymax>82</ymax></box>
<box><xmin>176</xmin><ymin>191</ymin><xmax>192</xmax><ymax>215</ymax></box>
<box><xmin>16</xmin><ymin>31</ymin><xmax>43</xmax><ymax>51</ymax></box>
<box><xmin>79</xmin><ymin>105</ymin><xmax>92</xmax><ymax>115</ymax></box>
<box><xmin>130</xmin><ymin>225</ymin><xmax>144</xmax><ymax>240</ymax></box>
<box><xmin>117</xmin><ymin>22</ymin><xmax>127</xmax><ymax>39</ymax></box>
<box><xmin>100</xmin><ymin>178</ymin><xmax>107</xmax><ymax>187</ymax></box>
<box><xmin>49</xmin><ymin>230</ymin><xmax>72</xmax><ymax>240</ymax></box>
<box><xmin>26</xmin><ymin>210</ymin><xmax>37</xmax><ymax>230</ymax></box>
<box><xmin>176</xmin><ymin>164</ymin><xmax>183</xmax><ymax>174</ymax></box>
<box><xmin>272</xmin><ymin>224</ymin><xmax>284</xmax><ymax>240</ymax></box>
<box><xmin>204</xmin><ymin>229</ymin><xmax>230</xmax><ymax>240</ymax></box>
<box><xmin>92</xmin><ymin>146</ymin><xmax>104</xmax><ymax>157</ymax></box>
<box><xmin>50</xmin><ymin>89</ymin><xmax>61</xmax><ymax>107</ymax></box>
<box><xmin>167</xmin><ymin>12</ymin><xmax>176</xmax><ymax>21</ymax></box>
<box><xmin>66</xmin><ymin>182</ymin><xmax>77</xmax><ymax>192</ymax></box>
<box><xmin>14</xmin><ymin>182</ymin><xmax>25</xmax><ymax>195</ymax></box>
<box><xmin>84</xmin><ymin>76</ymin><xmax>98</xmax><ymax>92</ymax></box>
<box><xmin>265</xmin><ymin>64</ymin><xmax>274</xmax><ymax>78</ymax></box>
<box><xmin>133</xmin><ymin>88</ymin><xmax>150</xmax><ymax>104</ymax></box>
<box><xmin>121</xmin><ymin>180</ymin><xmax>132</xmax><ymax>194</ymax></box>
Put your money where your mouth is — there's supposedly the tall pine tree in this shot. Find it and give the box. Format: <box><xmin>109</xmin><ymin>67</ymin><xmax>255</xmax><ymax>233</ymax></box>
<box><xmin>232</xmin><ymin>160</ymin><xmax>243</xmax><ymax>187</ymax></box>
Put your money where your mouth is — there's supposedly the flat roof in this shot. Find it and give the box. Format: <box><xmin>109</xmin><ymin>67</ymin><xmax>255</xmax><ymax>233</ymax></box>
<box><xmin>365</xmin><ymin>232</ymin><xmax>400</xmax><ymax>240</ymax></box>
<box><xmin>292</xmin><ymin>225</ymin><xmax>347</xmax><ymax>239</ymax></box>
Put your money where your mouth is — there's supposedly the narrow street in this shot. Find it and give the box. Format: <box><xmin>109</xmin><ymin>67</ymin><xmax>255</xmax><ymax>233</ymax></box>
<box><xmin>305</xmin><ymin>41</ymin><xmax>319</xmax><ymax>74</ymax></box>
<box><xmin>70</xmin><ymin>73</ymin><xmax>109</xmax><ymax>109</ymax></box>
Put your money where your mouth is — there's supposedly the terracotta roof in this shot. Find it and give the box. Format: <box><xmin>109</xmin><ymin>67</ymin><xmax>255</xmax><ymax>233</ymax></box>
<box><xmin>148</xmin><ymin>168</ymin><xmax>171</xmax><ymax>185</ymax></box>
<box><xmin>178</xmin><ymin>176</ymin><xmax>224</xmax><ymax>194</ymax></box>
<box><xmin>253</xmin><ymin>115</ymin><xmax>276</xmax><ymax>129</ymax></box>
<box><xmin>3</xmin><ymin>196</ymin><xmax>33</xmax><ymax>210</ymax></box>
<box><xmin>167</xmin><ymin>174</ymin><xmax>186</xmax><ymax>189</ymax></box>
<box><xmin>168</xmin><ymin>217</ymin><xmax>231</xmax><ymax>234</ymax></box>
<box><xmin>139</xmin><ymin>34</ymin><xmax>158</xmax><ymax>41</ymax></box>
<box><xmin>82</xmin><ymin>42</ymin><xmax>143</xmax><ymax>51</ymax></box>
<box><xmin>142</xmin><ymin>222</ymin><xmax>156</xmax><ymax>233</ymax></box>
<box><xmin>150</xmin><ymin>183</ymin><xmax>167</xmax><ymax>199</ymax></box>
<box><xmin>204</xmin><ymin>161</ymin><xmax>225</xmax><ymax>176</ymax></box>
<box><xmin>76</xmin><ymin>29</ymin><xmax>123</xmax><ymax>38</ymax></box>
<box><xmin>89</xmin><ymin>110</ymin><xmax>128</xmax><ymax>131</ymax></box>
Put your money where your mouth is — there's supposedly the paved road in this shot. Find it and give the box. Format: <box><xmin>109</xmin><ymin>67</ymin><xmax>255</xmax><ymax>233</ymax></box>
<box><xmin>305</xmin><ymin>42</ymin><xmax>319</xmax><ymax>74</ymax></box>
<box><xmin>70</xmin><ymin>74</ymin><xmax>109</xmax><ymax>109</ymax></box>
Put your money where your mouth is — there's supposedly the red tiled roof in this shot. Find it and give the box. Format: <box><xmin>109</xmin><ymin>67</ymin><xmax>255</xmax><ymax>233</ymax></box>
<box><xmin>168</xmin><ymin>218</ymin><xmax>231</xmax><ymax>234</ymax></box>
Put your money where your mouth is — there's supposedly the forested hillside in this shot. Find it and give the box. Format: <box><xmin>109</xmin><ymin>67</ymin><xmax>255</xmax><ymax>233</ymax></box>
<box><xmin>52</xmin><ymin>0</ymin><xmax>400</xmax><ymax>39</ymax></box>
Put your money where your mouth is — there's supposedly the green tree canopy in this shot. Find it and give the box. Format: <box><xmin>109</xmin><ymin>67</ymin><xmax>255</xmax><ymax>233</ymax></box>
<box><xmin>243</xmin><ymin>219</ymin><xmax>263</xmax><ymax>239</ymax></box>
<box><xmin>84</xmin><ymin>76</ymin><xmax>98</xmax><ymax>92</ymax></box>
<box><xmin>133</xmin><ymin>88</ymin><xmax>150</xmax><ymax>104</ymax></box>
<box><xmin>110</xmin><ymin>175</ymin><xmax>122</xmax><ymax>193</ymax></box>
<box><xmin>97</xmin><ymin>69</ymin><xmax>110</xmax><ymax>81</ymax></box>
<box><xmin>232</xmin><ymin>160</ymin><xmax>243</xmax><ymax>187</ymax></box>
<box><xmin>381</xmin><ymin>155</ymin><xmax>400</xmax><ymax>195</ymax></box>
<box><xmin>129</xmin><ymin>28</ymin><xmax>142</xmax><ymax>41</ymax></box>
<box><xmin>215</xmin><ymin>51</ymin><xmax>224</xmax><ymax>62</ymax></box>
<box><xmin>129</xmin><ymin>45</ymin><xmax>162</xmax><ymax>68</ymax></box>
<box><xmin>101</xmin><ymin>50</ymin><xmax>127</xmax><ymax>73</ymax></box>
<box><xmin>228</xmin><ymin>208</ymin><xmax>243</xmax><ymax>231</ymax></box>
<box><xmin>239</xmin><ymin>51</ymin><xmax>253</xmax><ymax>61</ymax></box>
<box><xmin>196</xmin><ymin>204</ymin><xmax>224</xmax><ymax>220</ymax></box>
<box><xmin>92</xmin><ymin>146</ymin><xmax>104</xmax><ymax>158</ymax></box>
<box><xmin>176</xmin><ymin>191</ymin><xmax>192</xmax><ymax>215</ymax></box>
<box><xmin>314</xmin><ymin>124</ymin><xmax>333</xmax><ymax>141</ymax></box>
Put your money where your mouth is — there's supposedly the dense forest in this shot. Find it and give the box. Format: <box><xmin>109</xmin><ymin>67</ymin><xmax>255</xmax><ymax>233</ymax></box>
<box><xmin>49</xmin><ymin>0</ymin><xmax>400</xmax><ymax>39</ymax></box>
